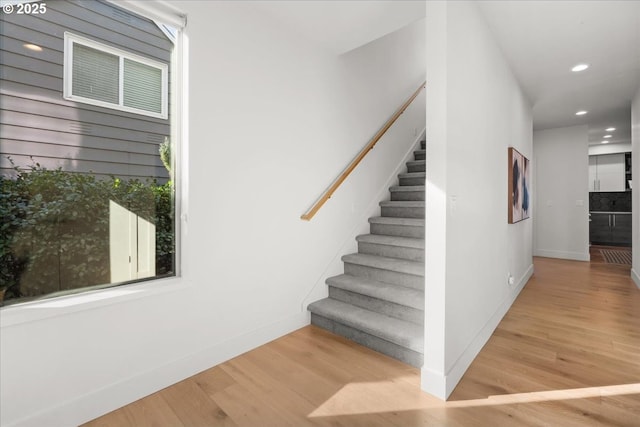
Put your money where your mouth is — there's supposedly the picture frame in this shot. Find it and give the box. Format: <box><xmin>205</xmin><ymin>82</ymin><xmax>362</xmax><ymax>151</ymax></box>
<box><xmin>508</xmin><ymin>147</ymin><xmax>530</xmax><ymax>224</ymax></box>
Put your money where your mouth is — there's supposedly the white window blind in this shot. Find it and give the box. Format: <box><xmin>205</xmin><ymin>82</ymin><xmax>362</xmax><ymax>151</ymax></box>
<box><xmin>72</xmin><ymin>43</ymin><xmax>120</xmax><ymax>104</ymax></box>
<box><xmin>123</xmin><ymin>58</ymin><xmax>162</xmax><ymax>114</ymax></box>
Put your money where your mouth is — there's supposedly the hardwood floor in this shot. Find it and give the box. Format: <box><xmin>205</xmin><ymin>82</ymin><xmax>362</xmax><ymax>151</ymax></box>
<box><xmin>83</xmin><ymin>257</ymin><xmax>640</xmax><ymax>427</ymax></box>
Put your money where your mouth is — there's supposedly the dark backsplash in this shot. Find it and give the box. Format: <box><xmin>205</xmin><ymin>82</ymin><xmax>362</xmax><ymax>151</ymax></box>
<box><xmin>589</xmin><ymin>191</ymin><xmax>632</xmax><ymax>212</ymax></box>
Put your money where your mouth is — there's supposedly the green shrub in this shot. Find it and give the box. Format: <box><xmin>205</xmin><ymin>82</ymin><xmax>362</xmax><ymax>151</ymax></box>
<box><xmin>0</xmin><ymin>160</ymin><xmax>175</xmax><ymax>304</ymax></box>
<box><xmin>159</xmin><ymin>137</ymin><xmax>172</xmax><ymax>176</ymax></box>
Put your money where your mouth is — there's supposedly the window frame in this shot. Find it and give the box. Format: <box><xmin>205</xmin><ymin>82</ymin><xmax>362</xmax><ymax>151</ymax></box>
<box><xmin>0</xmin><ymin>3</ymin><xmax>188</xmax><ymax>322</ymax></box>
<box><xmin>63</xmin><ymin>32</ymin><xmax>169</xmax><ymax>119</ymax></box>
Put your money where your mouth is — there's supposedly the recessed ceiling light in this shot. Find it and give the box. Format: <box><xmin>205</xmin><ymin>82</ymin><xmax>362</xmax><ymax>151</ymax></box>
<box><xmin>571</xmin><ymin>63</ymin><xmax>589</xmax><ymax>72</ymax></box>
<box><xmin>601</xmin><ymin>141</ymin><xmax>610</xmax><ymax>144</ymax></box>
<box><xmin>575</xmin><ymin>110</ymin><xmax>588</xmax><ymax>116</ymax></box>
<box><xmin>604</xmin><ymin>135</ymin><xmax>612</xmax><ymax>138</ymax></box>
<box><xmin>23</xmin><ymin>43</ymin><xmax>42</xmax><ymax>52</ymax></box>
<box><xmin>606</xmin><ymin>127</ymin><xmax>616</xmax><ymax>132</ymax></box>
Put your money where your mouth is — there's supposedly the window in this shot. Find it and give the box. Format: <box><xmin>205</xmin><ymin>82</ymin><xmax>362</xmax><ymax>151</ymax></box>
<box><xmin>0</xmin><ymin>0</ymin><xmax>183</xmax><ymax>307</ymax></box>
<box><xmin>64</xmin><ymin>32</ymin><xmax>169</xmax><ymax>119</ymax></box>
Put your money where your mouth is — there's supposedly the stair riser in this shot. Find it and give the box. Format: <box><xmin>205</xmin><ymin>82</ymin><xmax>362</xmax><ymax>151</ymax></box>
<box><xmin>407</xmin><ymin>163</ymin><xmax>426</xmax><ymax>173</ymax></box>
<box><xmin>311</xmin><ymin>314</ymin><xmax>423</xmax><ymax>367</ymax></box>
<box><xmin>344</xmin><ymin>263</ymin><xmax>424</xmax><ymax>290</ymax></box>
<box><xmin>329</xmin><ymin>287</ymin><xmax>424</xmax><ymax>324</ymax></box>
<box><xmin>306</xmin><ymin>137</ymin><xmax>428</xmax><ymax>368</ymax></box>
<box><xmin>381</xmin><ymin>206</ymin><xmax>424</xmax><ymax>219</ymax></box>
<box><xmin>390</xmin><ymin>191</ymin><xmax>425</xmax><ymax>201</ymax></box>
<box><xmin>358</xmin><ymin>242</ymin><xmax>424</xmax><ymax>262</ymax></box>
<box><xmin>421</xmin><ymin>141</ymin><xmax>425</xmax><ymax>150</ymax></box>
<box><xmin>370</xmin><ymin>223</ymin><xmax>424</xmax><ymax>239</ymax></box>
<box><xmin>399</xmin><ymin>177</ymin><xmax>425</xmax><ymax>186</ymax></box>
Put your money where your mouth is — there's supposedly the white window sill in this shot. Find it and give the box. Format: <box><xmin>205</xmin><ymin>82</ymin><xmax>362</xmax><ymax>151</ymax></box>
<box><xmin>0</xmin><ymin>276</ymin><xmax>190</xmax><ymax>328</ymax></box>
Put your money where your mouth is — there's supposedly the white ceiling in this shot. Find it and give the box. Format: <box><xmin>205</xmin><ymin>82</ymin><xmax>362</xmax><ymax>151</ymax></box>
<box><xmin>252</xmin><ymin>1</ymin><xmax>639</xmax><ymax>146</ymax></box>
<box><xmin>478</xmin><ymin>1</ymin><xmax>640</xmax><ymax>145</ymax></box>
<box><xmin>250</xmin><ymin>1</ymin><xmax>425</xmax><ymax>55</ymax></box>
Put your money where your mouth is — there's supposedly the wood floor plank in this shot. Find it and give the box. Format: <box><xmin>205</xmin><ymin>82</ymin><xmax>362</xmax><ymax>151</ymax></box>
<box><xmin>80</xmin><ymin>406</ymin><xmax>135</xmax><ymax>427</ymax></box>
<box><xmin>272</xmin><ymin>326</ymin><xmax>417</xmax><ymax>386</ymax></box>
<box><xmin>191</xmin><ymin>365</ymin><xmax>237</xmax><ymax>396</ymax></box>
<box><xmin>83</xmin><ymin>256</ymin><xmax>640</xmax><ymax>426</ymax></box>
<box><xmin>82</xmin><ymin>392</ymin><xmax>185</xmax><ymax>427</ymax></box>
<box><xmin>601</xmin><ymin>391</ymin><xmax>640</xmax><ymax>422</ymax></box>
<box><xmin>277</xmin><ymin>324</ymin><xmax>419</xmax><ymax>387</ymax></box>
<box><xmin>220</xmin><ymin>356</ymin><xmax>320</xmax><ymax>427</ymax></box>
<box><xmin>209</xmin><ymin>383</ymin><xmax>298</xmax><ymax>427</ymax></box>
<box><xmin>158</xmin><ymin>378</ymin><xmax>237</xmax><ymax>427</ymax></box>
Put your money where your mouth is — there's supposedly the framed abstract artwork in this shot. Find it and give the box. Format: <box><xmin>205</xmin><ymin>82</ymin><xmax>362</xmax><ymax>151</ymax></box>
<box><xmin>508</xmin><ymin>147</ymin><xmax>530</xmax><ymax>224</ymax></box>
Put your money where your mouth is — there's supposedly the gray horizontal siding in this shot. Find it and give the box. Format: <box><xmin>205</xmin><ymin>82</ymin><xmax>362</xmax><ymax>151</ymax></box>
<box><xmin>2</xmin><ymin>139</ymin><xmax>163</xmax><ymax>167</ymax></box>
<box><xmin>2</xmin><ymin>111</ymin><xmax>166</xmax><ymax>146</ymax></box>
<box><xmin>66</xmin><ymin>0</ymin><xmax>172</xmax><ymax>52</ymax></box>
<box><xmin>0</xmin><ymin>21</ymin><xmax>62</xmax><ymax>51</ymax></box>
<box><xmin>1</xmin><ymin>154</ymin><xmax>167</xmax><ymax>181</ymax></box>
<box><xmin>1</xmin><ymin>80</ymin><xmax>169</xmax><ymax>127</ymax></box>
<box><xmin>1</xmin><ymin>50</ymin><xmax>63</xmax><ymax>79</ymax></box>
<box><xmin>2</xmin><ymin>34</ymin><xmax>62</xmax><ymax>63</ymax></box>
<box><xmin>1</xmin><ymin>64</ymin><xmax>62</xmax><ymax>92</ymax></box>
<box><xmin>0</xmin><ymin>48</ymin><xmax>173</xmax><ymax>103</ymax></box>
<box><xmin>0</xmin><ymin>0</ymin><xmax>172</xmax><ymax>182</ymax></box>
<box><xmin>1</xmin><ymin>125</ymin><xmax>164</xmax><ymax>156</ymax></box>
<box><xmin>2</xmin><ymin>1</ymin><xmax>172</xmax><ymax>62</ymax></box>
<box><xmin>2</xmin><ymin>94</ymin><xmax>170</xmax><ymax>134</ymax></box>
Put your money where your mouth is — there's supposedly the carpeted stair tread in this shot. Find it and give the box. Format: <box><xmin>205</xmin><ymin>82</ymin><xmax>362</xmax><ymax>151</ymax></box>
<box><xmin>390</xmin><ymin>185</ymin><xmax>425</xmax><ymax>192</ymax></box>
<box><xmin>342</xmin><ymin>253</ymin><xmax>424</xmax><ymax>277</ymax></box>
<box><xmin>379</xmin><ymin>200</ymin><xmax>425</xmax><ymax>208</ymax></box>
<box><xmin>368</xmin><ymin>216</ymin><xmax>425</xmax><ymax>227</ymax></box>
<box><xmin>307</xmin><ymin>137</ymin><xmax>426</xmax><ymax>366</ymax></box>
<box><xmin>356</xmin><ymin>234</ymin><xmax>424</xmax><ymax>249</ymax></box>
<box><xmin>398</xmin><ymin>171</ymin><xmax>425</xmax><ymax>180</ymax></box>
<box><xmin>368</xmin><ymin>217</ymin><xmax>425</xmax><ymax>238</ymax></box>
<box><xmin>398</xmin><ymin>171</ymin><xmax>426</xmax><ymax>186</ymax></box>
<box><xmin>380</xmin><ymin>200</ymin><xmax>425</xmax><ymax>218</ymax></box>
<box><xmin>327</xmin><ymin>274</ymin><xmax>424</xmax><ymax>310</ymax></box>
<box><xmin>406</xmin><ymin>160</ymin><xmax>426</xmax><ymax>172</ymax></box>
<box><xmin>308</xmin><ymin>299</ymin><xmax>423</xmax><ymax>352</ymax></box>
<box><xmin>389</xmin><ymin>185</ymin><xmax>425</xmax><ymax>202</ymax></box>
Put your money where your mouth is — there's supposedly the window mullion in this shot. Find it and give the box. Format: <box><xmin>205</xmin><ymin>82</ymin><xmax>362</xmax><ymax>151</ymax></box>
<box><xmin>119</xmin><ymin>56</ymin><xmax>125</xmax><ymax>107</ymax></box>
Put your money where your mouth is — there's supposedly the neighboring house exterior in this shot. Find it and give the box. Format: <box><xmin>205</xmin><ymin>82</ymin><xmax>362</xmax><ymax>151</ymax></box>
<box><xmin>0</xmin><ymin>0</ymin><xmax>172</xmax><ymax>182</ymax></box>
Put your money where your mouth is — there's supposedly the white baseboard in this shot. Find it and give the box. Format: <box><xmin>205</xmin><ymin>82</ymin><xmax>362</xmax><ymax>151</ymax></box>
<box><xmin>534</xmin><ymin>249</ymin><xmax>590</xmax><ymax>262</ymax></box>
<box><xmin>632</xmin><ymin>268</ymin><xmax>640</xmax><ymax>290</ymax></box>
<box><xmin>7</xmin><ymin>313</ymin><xmax>309</xmax><ymax>427</ymax></box>
<box><xmin>420</xmin><ymin>366</ymin><xmax>447</xmax><ymax>399</ymax></box>
<box><xmin>422</xmin><ymin>264</ymin><xmax>534</xmax><ymax>400</ymax></box>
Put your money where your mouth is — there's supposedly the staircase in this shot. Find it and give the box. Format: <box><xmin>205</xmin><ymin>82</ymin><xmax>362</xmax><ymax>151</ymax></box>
<box><xmin>308</xmin><ymin>140</ymin><xmax>425</xmax><ymax>367</ymax></box>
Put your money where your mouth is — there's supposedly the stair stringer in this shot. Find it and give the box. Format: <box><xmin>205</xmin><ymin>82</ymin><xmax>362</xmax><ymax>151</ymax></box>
<box><xmin>301</xmin><ymin>128</ymin><xmax>426</xmax><ymax>312</ymax></box>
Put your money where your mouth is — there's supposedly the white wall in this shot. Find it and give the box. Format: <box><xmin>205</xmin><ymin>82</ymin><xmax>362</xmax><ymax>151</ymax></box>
<box><xmin>424</xmin><ymin>1</ymin><xmax>533</xmax><ymax>399</ymax></box>
<box><xmin>632</xmin><ymin>86</ymin><xmax>640</xmax><ymax>288</ymax></box>
<box><xmin>589</xmin><ymin>142</ymin><xmax>632</xmax><ymax>156</ymax></box>
<box><xmin>533</xmin><ymin>126</ymin><xmax>590</xmax><ymax>261</ymax></box>
<box><xmin>0</xmin><ymin>3</ymin><xmax>426</xmax><ymax>426</ymax></box>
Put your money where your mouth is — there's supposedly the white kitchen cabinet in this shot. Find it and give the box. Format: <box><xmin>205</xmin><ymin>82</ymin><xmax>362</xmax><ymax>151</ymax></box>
<box><xmin>589</xmin><ymin>156</ymin><xmax>598</xmax><ymax>192</ymax></box>
<box><xmin>588</xmin><ymin>153</ymin><xmax>625</xmax><ymax>192</ymax></box>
